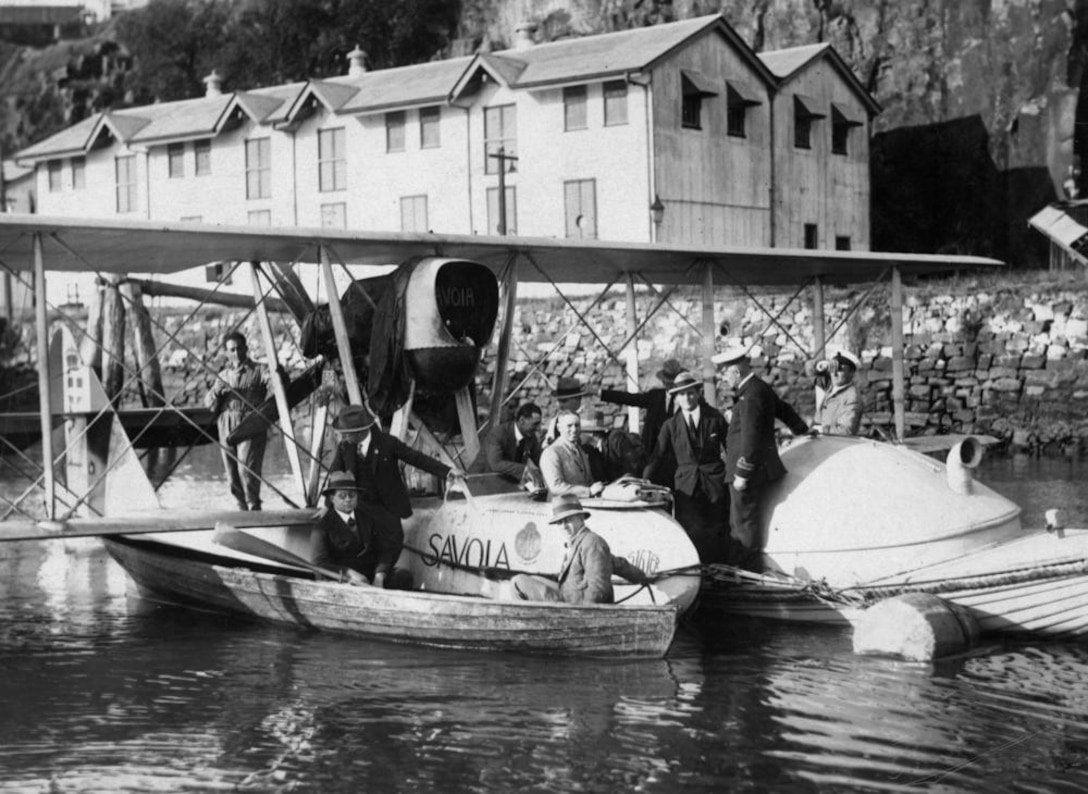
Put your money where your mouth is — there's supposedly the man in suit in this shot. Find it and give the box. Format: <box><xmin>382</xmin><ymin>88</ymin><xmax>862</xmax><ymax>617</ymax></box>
<box><xmin>327</xmin><ymin>404</ymin><xmax>465</xmax><ymax>587</ymax></box>
<box><xmin>813</xmin><ymin>350</ymin><xmax>863</xmax><ymax>435</ymax></box>
<box><xmin>510</xmin><ymin>494</ymin><xmax>650</xmax><ymax>604</ymax></box>
<box><xmin>643</xmin><ymin>371</ymin><xmax>730</xmax><ymax>563</ymax></box>
<box><xmin>600</xmin><ymin>357</ymin><xmax>684</xmax><ymax>486</ymax></box>
<box><xmin>714</xmin><ymin>345</ymin><xmax>809</xmax><ymax>572</ymax></box>
<box><xmin>539</xmin><ymin>411</ymin><xmax>606</xmax><ymax>498</ymax></box>
<box><xmin>309</xmin><ymin>470</ymin><xmax>411</xmax><ymax>588</ymax></box>
<box><xmin>480</xmin><ymin>402</ymin><xmax>543</xmax><ymax>483</ymax></box>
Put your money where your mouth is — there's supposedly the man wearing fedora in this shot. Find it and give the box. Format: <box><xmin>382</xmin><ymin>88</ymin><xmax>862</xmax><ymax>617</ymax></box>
<box><xmin>310</xmin><ymin>471</ymin><xmax>411</xmax><ymax>588</ymax></box>
<box><xmin>643</xmin><ymin>371</ymin><xmax>730</xmax><ymax>564</ymax></box>
<box><xmin>511</xmin><ymin>494</ymin><xmax>650</xmax><ymax>604</ymax></box>
<box><xmin>714</xmin><ymin>345</ymin><xmax>809</xmax><ymax>571</ymax></box>
<box><xmin>327</xmin><ymin>404</ymin><xmax>465</xmax><ymax>587</ymax></box>
<box><xmin>542</xmin><ymin>375</ymin><xmax>591</xmax><ymax>446</ymax></box>
<box><xmin>600</xmin><ymin>357</ymin><xmax>685</xmax><ymax>486</ymax></box>
<box><xmin>203</xmin><ymin>331</ymin><xmax>275</xmax><ymax>511</ymax></box>
<box><xmin>813</xmin><ymin>350</ymin><xmax>864</xmax><ymax>436</ymax></box>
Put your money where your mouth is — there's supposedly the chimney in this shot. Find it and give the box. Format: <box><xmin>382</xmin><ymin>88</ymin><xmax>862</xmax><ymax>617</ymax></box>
<box><xmin>203</xmin><ymin>69</ymin><xmax>223</xmax><ymax>98</ymax></box>
<box><xmin>514</xmin><ymin>22</ymin><xmax>536</xmax><ymax>50</ymax></box>
<box><xmin>347</xmin><ymin>46</ymin><xmax>367</xmax><ymax>77</ymax></box>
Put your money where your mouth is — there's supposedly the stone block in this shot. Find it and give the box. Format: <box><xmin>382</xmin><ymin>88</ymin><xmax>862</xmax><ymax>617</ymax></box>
<box><xmin>945</xmin><ymin>356</ymin><xmax>974</xmax><ymax>372</ymax></box>
<box><xmin>992</xmin><ymin>377</ymin><xmax>1022</xmax><ymax>392</ymax></box>
<box><xmin>1021</xmin><ymin>353</ymin><xmax>1046</xmax><ymax>369</ymax></box>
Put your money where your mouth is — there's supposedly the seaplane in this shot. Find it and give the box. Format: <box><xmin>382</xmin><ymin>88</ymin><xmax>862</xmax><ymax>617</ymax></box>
<box><xmin>1</xmin><ymin>214</ymin><xmax>1084</xmax><ymax>656</ymax></box>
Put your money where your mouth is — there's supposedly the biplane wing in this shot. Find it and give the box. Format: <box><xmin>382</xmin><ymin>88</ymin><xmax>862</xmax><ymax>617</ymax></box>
<box><xmin>0</xmin><ymin>214</ymin><xmax>1003</xmax><ymax>284</ymax></box>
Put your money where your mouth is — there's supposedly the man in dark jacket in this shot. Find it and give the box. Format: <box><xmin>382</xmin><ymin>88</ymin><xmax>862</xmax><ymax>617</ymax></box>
<box><xmin>600</xmin><ymin>357</ymin><xmax>684</xmax><ymax>486</ymax></box>
<box><xmin>479</xmin><ymin>402</ymin><xmax>543</xmax><ymax>483</ymax></box>
<box><xmin>714</xmin><ymin>345</ymin><xmax>809</xmax><ymax>571</ymax></box>
<box><xmin>327</xmin><ymin>404</ymin><xmax>464</xmax><ymax>587</ymax></box>
<box><xmin>310</xmin><ymin>470</ymin><xmax>411</xmax><ymax>588</ymax></box>
<box><xmin>643</xmin><ymin>371</ymin><xmax>730</xmax><ymax>563</ymax></box>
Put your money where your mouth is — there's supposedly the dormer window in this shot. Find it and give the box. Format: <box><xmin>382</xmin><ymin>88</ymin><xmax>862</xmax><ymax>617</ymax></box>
<box><xmin>831</xmin><ymin>102</ymin><xmax>863</xmax><ymax>155</ymax></box>
<box><xmin>726</xmin><ymin>81</ymin><xmax>761</xmax><ymax>138</ymax></box>
<box><xmin>681</xmin><ymin>70</ymin><xmax>717</xmax><ymax>130</ymax></box>
<box><xmin>793</xmin><ymin>94</ymin><xmax>826</xmax><ymax>150</ymax></box>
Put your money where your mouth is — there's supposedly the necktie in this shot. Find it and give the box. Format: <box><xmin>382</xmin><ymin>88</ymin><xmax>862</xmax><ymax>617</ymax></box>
<box><xmin>515</xmin><ymin>438</ymin><xmax>526</xmax><ymax>464</ymax></box>
<box><xmin>688</xmin><ymin>414</ymin><xmax>697</xmax><ymax>437</ymax></box>
<box><xmin>347</xmin><ymin>516</ymin><xmax>356</xmax><ymax>530</ymax></box>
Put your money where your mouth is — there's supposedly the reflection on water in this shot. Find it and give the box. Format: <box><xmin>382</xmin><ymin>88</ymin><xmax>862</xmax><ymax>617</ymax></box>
<box><xmin>0</xmin><ymin>456</ymin><xmax>1087</xmax><ymax>791</ymax></box>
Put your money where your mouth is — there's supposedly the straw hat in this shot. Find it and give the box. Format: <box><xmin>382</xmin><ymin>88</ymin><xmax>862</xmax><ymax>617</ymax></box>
<box><xmin>332</xmin><ymin>404</ymin><xmax>375</xmax><ymax>432</ymax></box>
<box><xmin>666</xmin><ymin>371</ymin><xmax>702</xmax><ymax>395</ymax></box>
<box><xmin>547</xmin><ymin>493</ymin><xmax>591</xmax><ymax>524</ymax></box>
<box><xmin>321</xmin><ymin>471</ymin><xmax>361</xmax><ymax>495</ymax></box>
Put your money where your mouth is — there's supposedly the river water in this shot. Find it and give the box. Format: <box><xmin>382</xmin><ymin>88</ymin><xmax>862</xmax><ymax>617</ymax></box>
<box><xmin>2</xmin><ymin>450</ymin><xmax>1088</xmax><ymax>792</ymax></box>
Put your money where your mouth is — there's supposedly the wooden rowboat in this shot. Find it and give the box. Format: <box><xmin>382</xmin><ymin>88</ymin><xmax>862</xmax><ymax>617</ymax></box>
<box><xmin>103</xmin><ymin>535</ymin><xmax>680</xmax><ymax>658</ymax></box>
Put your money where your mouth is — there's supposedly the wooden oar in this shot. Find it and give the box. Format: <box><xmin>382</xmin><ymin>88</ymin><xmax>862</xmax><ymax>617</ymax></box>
<box><xmin>211</xmin><ymin>522</ymin><xmax>344</xmax><ymax>582</ymax></box>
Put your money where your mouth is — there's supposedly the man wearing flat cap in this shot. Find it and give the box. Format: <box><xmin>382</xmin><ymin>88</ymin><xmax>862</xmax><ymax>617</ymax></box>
<box><xmin>543</xmin><ymin>375</ymin><xmax>591</xmax><ymax>446</ymax></box>
<box><xmin>309</xmin><ymin>471</ymin><xmax>410</xmax><ymax>588</ymax></box>
<box><xmin>643</xmin><ymin>370</ymin><xmax>730</xmax><ymax>563</ymax></box>
<box><xmin>714</xmin><ymin>345</ymin><xmax>809</xmax><ymax>571</ymax></box>
<box><xmin>600</xmin><ymin>357</ymin><xmax>685</xmax><ymax>486</ymax></box>
<box><xmin>326</xmin><ymin>404</ymin><xmax>465</xmax><ymax>589</ymax></box>
<box><xmin>510</xmin><ymin>493</ymin><xmax>649</xmax><ymax>604</ymax></box>
<box><xmin>813</xmin><ymin>350</ymin><xmax>863</xmax><ymax>436</ymax></box>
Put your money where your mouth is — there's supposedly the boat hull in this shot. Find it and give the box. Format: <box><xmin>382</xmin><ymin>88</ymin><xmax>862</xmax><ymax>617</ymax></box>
<box><xmin>703</xmin><ymin>530</ymin><xmax>1088</xmax><ymax>639</ymax></box>
<box><xmin>104</xmin><ymin>537</ymin><xmax>679</xmax><ymax>658</ymax></box>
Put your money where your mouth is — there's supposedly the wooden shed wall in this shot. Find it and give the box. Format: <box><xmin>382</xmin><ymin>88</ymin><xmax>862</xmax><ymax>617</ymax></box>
<box><xmin>771</xmin><ymin>62</ymin><xmax>871</xmax><ymax>251</ymax></box>
<box><xmin>650</xmin><ymin>30</ymin><xmax>774</xmax><ymax>248</ymax></box>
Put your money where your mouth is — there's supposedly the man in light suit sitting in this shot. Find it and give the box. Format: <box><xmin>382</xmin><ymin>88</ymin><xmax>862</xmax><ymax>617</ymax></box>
<box><xmin>539</xmin><ymin>411</ymin><xmax>606</xmax><ymax>498</ymax></box>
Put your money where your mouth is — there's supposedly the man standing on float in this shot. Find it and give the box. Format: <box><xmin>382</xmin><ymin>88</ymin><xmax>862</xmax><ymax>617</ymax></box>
<box><xmin>714</xmin><ymin>345</ymin><xmax>808</xmax><ymax>572</ymax></box>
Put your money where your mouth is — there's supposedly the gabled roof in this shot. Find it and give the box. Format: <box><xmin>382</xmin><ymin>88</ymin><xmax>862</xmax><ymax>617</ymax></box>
<box><xmin>285</xmin><ymin>80</ymin><xmax>360</xmax><ymax>122</ymax></box>
<box><xmin>16</xmin><ymin>114</ymin><xmax>100</xmax><ymax>161</ymax></box>
<box><xmin>123</xmin><ymin>96</ymin><xmax>234</xmax><ymax>143</ymax></box>
<box><xmin>759</xmin><ymin>42</ymin><xmax>881</xmax><ymax>116</ymax></box>
<box><xmin>334</xmin><ymin>56</ymin><xmax>473</xmax><ymax>115</ymax></box>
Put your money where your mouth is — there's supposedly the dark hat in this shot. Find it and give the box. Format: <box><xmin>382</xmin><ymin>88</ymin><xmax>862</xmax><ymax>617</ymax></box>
<box><xmin>554</xmin><ymin>376</ymin><xmax>589</xmax><ymax>401</ymax></box>
<box><xmin>666</xmin><ymin>371</ymin><xmax>702</xmax><ymax>395</ymax></box>
<box><xmin>548</xmin><ymin>493</ymin><xmax>590</xmax><ymax>524</ymax></box>
<box><xmin>657</xmin><ymin>358</ymin><xmax>684</xmax><ymax>384</ymax></box>
<box><xmin>321</xmin><ymin>470</ymin><xmax>361</xmax><ymax>495</ymax></box>
<box><xmin>711</xmin><ymin>344</ymin><xmax>750</xmax><ymax>367</ymax></box>
<box><xmin>332</xmin><ymin>404</ymin><xmax>375</xmax><ymax>432</ymax></box>
<box><xmin>833</xmin><ymin>350</ymin><xmax>861</xmax><ymax>370</ymax></box>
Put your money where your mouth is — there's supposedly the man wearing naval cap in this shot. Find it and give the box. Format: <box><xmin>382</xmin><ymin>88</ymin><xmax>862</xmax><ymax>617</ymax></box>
<box><xmin>813</xmin><ymin>350</ymin><xmax>863</xmax><ymax>436</ymax></box>
<box><xmin>714</xmin><ymin>344</ymin><xmax>809</xmax><ymax>572</ymax></box>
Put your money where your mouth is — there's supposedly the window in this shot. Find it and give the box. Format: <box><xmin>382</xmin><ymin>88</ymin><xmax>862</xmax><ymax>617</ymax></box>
<box><xmin>167</xmin><ymin>142</ymin><xmax>185</xmax><ymax>178</ymax></box>
<box><xmin>603</xmin><ymin>80</ymin><xmax>628</xmax><ymax>126</ymax></box>
<box><xmin>386</xmin><ymin>111</ymin><xmax>406</xmax><ymax>152</ymax></box>
<box><xmin>245</xmin><ymin>138</ymin><xmax>271</xmax><ymax>199</ymax></box>
<box><xmin>726</xmin><ymin>82</ymin><xmax>761</xmax><ymax>138</ymax></box>
<box><xmin>420</xmin><ymin>106</ymin><xmax>441</xmax><ymax>148</ymax></box>
<box><xmin>71</xmin><ymin>157</ymin><xmax>85</xmax><ymax>190</ymax></box>
<box><xmin>793</xmin><ymin>95</ymin><xmax>825</xmax><ymax>150</ymax></box>
<box><xmin>564</xmin><ymin>179</ymin><xmax>597</xmax><ymax>239</ymax></box>
<box><xmin>804</xmin><ymin>224</ymin><xmax>818</xmax><ymax>249</ymax></box>
<box><xmin>48</xmin><ymin>161</ymin><xmax>62</xmax><ymax>192</ymax></box>
<box><xmin>835</xmin><ymin>235</ymin><xmax>851</xmax><ymax>251</ymax></box>
<box><xmin>115</xmin><ymin>155</ymin><xmax>137</xmax><ymax>213</ymax></box>
<box><xmin>484</xmin><ymin>104</ymin><xmax>517</xmax><ymax>175</ymax></box>
<box><xmin>831</xmin><ymin>103</ymin><xmax>863</xmax><ymax>155</ymax></box>
<box><xmin>486</xmin><ymin>186</ymin><xmax>517</xmax><ymax>235</ymax></box>
<box><xmin>564</xmin><ymin>85</ymin><xmax>587</xmax><ymax>131</ymax></box>
<box><xmin>400</xmin><ymin>195</ymin><xmax>428</xmax><ymax>232</ymax></box>
<box><xmin>205</xmin><ymin>262</ymin><xmax>231</xmax><ymax>284</ymax></box>
<box><xmin>194</xmin><ymin>139</ymin><xmax>211</xmax><ymax>175</ymax></box>
<box><xmin>681</xmin><ymin>70</ymin><xmax>717</xmax><ymax>130</ymax></box>
<box><xmin>321</xmin><ymin>203</ymin><xmax>346</xmax><ymax>229</ymax></box>
<box><xmin>318</xmin><ymin>128</ymin><xmax>346</xmax><ymax>192</ymax></box>
<box><xmin>248</xmin><ymin>209</ymin><xmax>271</xmax><ymax>226</ymax></box>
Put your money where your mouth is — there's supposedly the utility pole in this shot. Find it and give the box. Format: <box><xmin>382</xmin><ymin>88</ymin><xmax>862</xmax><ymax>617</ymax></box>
<box><xmin>488</xmin><ymin>146</ymin><xmax>519</xmax><ymax>235</ymax></box>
